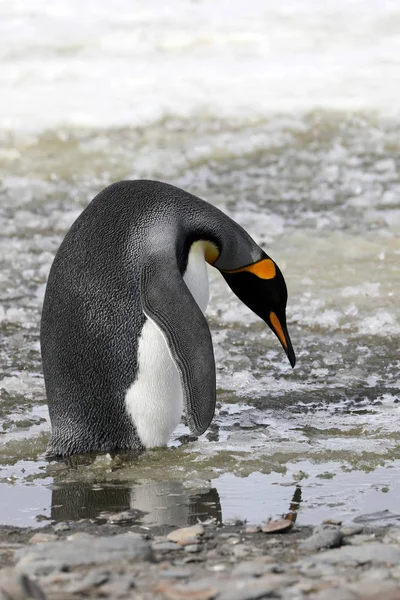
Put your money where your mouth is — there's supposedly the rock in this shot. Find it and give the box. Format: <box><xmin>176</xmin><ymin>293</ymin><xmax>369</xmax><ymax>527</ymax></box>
<box><xmin>182</xmin><ymin>556</ymin><xmax>205</xmax><ymax>564</ymax></box>
<box><xmin>152</xmin><ymin>542</ymin><xmax>183</xmax><ymax>552</ymax></box>
<box><xmin>217</xmin><ymin>575</ymin><xmax>295</xmax><ymax>600</ymax></box>
<box><xmin>209</xmin><ymin>564</ymin><xmax>227</xmax><ymax>573</ymax></box>
<box><xmin>312</xmin><ymin>588</ymin><xmax>357</xmax><ymax>600</ymax></box>
<box><xmin>323</xmin><ymin>519</ymin><xmax>342</xmax><ymax>526</ymax></box>
<box><xmin>300</xmin><ymin>526</ymin><xmax>343</xmax><ymax>552</ymax></box>
<box><xmin>28</xmin><ymin>533</ymin><xmax>58</xmax><ymax>545</ymax></box>
<box><xmin>391</xmin><ymin>565</ymin><xmax>400</xmax><ymax>580</ymax></box>
<box><xmin>343</xmin><ymin>534</ymin><xmax>376</xmax><ymax>546</ymax></box>
<box><xmin>159</xmin><ymin>567</ymin><xmax>194</xmax><ymax>579</ymax></box>
<box><xmin>232</xmin><ymin>558</ymin><xmax>275</xmax><ymax>578</ymax></box>
<box><xmin>185</xmin><ymin>544</ymin><xmax>203</xmax><ymax>553</ymax></box>
<box><xmin>313</xmin><ymin>542</ymin><xmax>400</xmax><ymax>566</ymax></box>
<box><xmin>0</xmin><ymin>543</ymin><xmax>25</xmax><ymax>551</ymax></box>
<box><xmin>167</xmin><ymin>525</ymin><xmax>205</xmax><ymax>546</ymax></box>
<box><xmin>232</xmin><ymin>544</ymin><xmax>251</xmax><ymax>558</ymax></box>
<box><xmin>340</xmin><ymin>526</ymin><xmax>363</xmax><ymax>537</ymax></box>
<box><xmin>67</xmin><ymin>570</ymin><xmax>110</xmax><ymax>594</ymax></box>
<box><xmin>156</xmin><ymin>580</ymin><xmax>218</xmax><ymax>600</ymax></box>
<box><xmin>99</xmin><ymin>509</ymin><xmax>144</xmax><ymax>524</ymax></box>
<box><xmin>97</xmin><ymin>574</ymin><xmax>135</xmax><ymax>597</ymax></box>
<box><xmin>384</xmin><ymin>529</ymin><xmax>400</xmax><ymax>545</ymax></box>
<box><xmin>66</xmin><ymin>532</ymin><xmax>92</xmax><ymax>541</ymax></box>
<box><xmin>261</xmin><ymin>519</ymin><xmax>293</xmax><ymax>534</ymax></box>
<box><xmin>297</xmin><ymin>564</ymin><xmax>337</xmax><ymax>579</ymax></box>
<box><xmin>244</xmin><ymin>526</ymin><xmax>261</xmax><ymax>534</ymax></box>
<box><xmin>362</xmin><ymin>591</ymin><xmax>400</xmax><ymax>600</ymax></box>
<box><xmin>15</xmin><ymin>533</ymin><xmax>153</xmax><ymax>576</ymax></box>
<box><xmin>229</xmin><ymin>537</ymin><xmax>243</xmax><ymax>546</ymax></box>
<box><xmin>346</xmin><ymin>580</ymin><xmax>400</xmax><ymax>598</ymax></box>
<box><xmin>0</xmin><ymin>569</ymin><xmax>46</xmax><ymax>600</ymax></box>
<box><xmin>53</xmin><ymin>522</ymin><xmax>70</xmax><ymax>532</ymax></box>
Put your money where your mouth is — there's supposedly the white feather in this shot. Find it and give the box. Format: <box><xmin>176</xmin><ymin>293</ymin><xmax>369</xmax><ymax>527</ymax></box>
<box><xmin>125</xmin><ymin>242</ymin><xmax>210</xmax><ymax>448</ymax></box>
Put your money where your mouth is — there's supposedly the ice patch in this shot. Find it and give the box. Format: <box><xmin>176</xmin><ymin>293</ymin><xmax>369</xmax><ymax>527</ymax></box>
<box><xmin>358</xmin><ymin>310</ymin><xmax>399</xmax><ymax>336</ymax></box>
<box><xmin>341</xmin><ymin>282</ymin><xmax>381</xmax><ymax>298</ymax></box>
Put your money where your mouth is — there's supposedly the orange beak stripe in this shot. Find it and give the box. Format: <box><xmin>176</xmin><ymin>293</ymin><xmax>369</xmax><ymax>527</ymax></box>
<box><xmin>270</xmin><ymin>311</ymin><xmax>288</xmax><ymax>350</ymax></box>
<box><xmin>224</xmin><ymin>258</ymin><xmax>276</xmax><ymax>279</ymax></box>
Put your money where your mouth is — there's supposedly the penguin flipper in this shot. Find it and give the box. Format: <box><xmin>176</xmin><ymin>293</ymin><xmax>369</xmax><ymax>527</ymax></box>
<box><xmin>141</xmin><ymin>257</ymin><xmax>216</xmax><ymax>437</ymax></box>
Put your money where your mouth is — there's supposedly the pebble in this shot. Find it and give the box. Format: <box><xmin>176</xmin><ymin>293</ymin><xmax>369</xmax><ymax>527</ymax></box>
<box><xmin>343</xmin><ymin>533</ymin><xmax>376</xmax><ymax>545</ymax></box>
<box><xmin>312</xmin><ymin>542</ymin><xmax>400</xmax><ymax>566</ymax></box>
<box><xmin>363</xmin><ymin>590</ymin><xmax>400</xmax><ymax>600</ymax></box>
<box><xmin>297</xmin><ymin>564</ymin><xmax>337</xmax><ymax>579</ymax></box>
<box><xmin>28</xmin><ymin>533</ymin><xmax>58</xmax><ymax>545</ymax></box>
<box><xmin>15</xmin><ymin>533</ymin><xmax>153</xmax><ymax>576</ymax></box>
<box><xmin>209</xmin><ymin>564</ymin><xmax>227</xmax><ymax>572</ymax></box>
<box><xmin>261</xmin><ymin>519</ymin><xmax>293</xmax><ymax>534</ymax></box>
<box><xmin>66</xmin><ymin>570</ymin><xmax>110</xmax><ymax>594</ymax></box>
<box><xmin>185</xmin><ymin>544</ymin><xmax>203</xmax><ymax>553</ymax></box>
<box><xmin>0</xmin><ymin>569</ymin><xmax>46</xmax><ymax>600</ymax></box>
<box><xmin>182</xmin><ymin>554</ymin><xmax>205</xmax><ymax>563</ymax></box>
<box><xmin>97</xmin><ymin>574</ymin><xmax>135</xmax><ymax>597</ymax></box>
<box><xmin>100</xmin><ymin>509</ymin><xmax>144</xmax><ymax>524</ymax></box>
<box><xmin>232</xmin><ymin>544</ymin><xmax>251</xmax><ymax>558</ymax></box>
<box><xmin>159</xmin><ymin>567</ymin><xmax>194</xmax><ymax>579</ymax></box>
<box><xmin>231</xmin><ymin>558</ymin><xmax>275</xmax><ymax>578</ymax></box>
<box><xmin>226</xmin><ymin>537</ymin><xmax>241</xmax><ymax>545</ymax></box>
<box><xmin>66</xmin><ymin>532</ymin><xmax>92</xmax><ymax>541</ymax></box>
<box><xmin>323</xmin><ymin>519</ymin><xmax>342</xmax><ymax>526</ymax></box>
<box><xmin>153</xmin><ymin>541</ymin><xmax>183</xmax><ymax>552</ymax></box>
<box><xmin>300</xmin><ymin>526</ymin><xmax>343</xmax><ymax>552</ymax></box>
<box><xmin>312</xmin><ymin>587</ymin><xmax>357</xmax><ymax>600</ymax></box>
<box><xmin>1</xmin><ymin>518</ymin><xmax>399</xmax><ymax>600</ymax></box>
<box><xmin>167</xmin><ymin>524</ymin><xmax>205</xmax><ymax>546</ymax></box>
<box><xmin>53</xmin><ymin>522</ymin><xmax>70</xmax><ymax>532</ymax></box>
<box><xmin>217</xmin><ymin>575</ymin><xmax>294</xmax><ymax>600</ymax></box>
<box><xmin>244</xmin><ymin>526</ymin><xmax>261</xmax><ymax>534</ymax></box>
<box><xmin>156</xmin><ymin>580</ymin><xmax>218</xmax><ymax>600</ymax></box>
<box><xmin>0</xmin><ymin>543</ymin><xmax>25</xmax><ymax>550</ymax></box>
<box><xmin>346</xmin><ymin>580</ymin><xmax>400</xmax><ymax>597</ymax></box>
<box><xmin>340</xmin><ymin>526</ymin><xmax>363</xmax><ymax>537</ymax></box>
<box><xmin>384</xmin><ymin>529</ymin><xmax>400</xmax><ymax>545</ymax></box>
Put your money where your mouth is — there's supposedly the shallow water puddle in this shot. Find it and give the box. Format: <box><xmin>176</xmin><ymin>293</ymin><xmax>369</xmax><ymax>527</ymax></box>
<box><xmin>0</xmin><ymin>395</ymin><xmax>399</xmax><ymax>528</ymax></box>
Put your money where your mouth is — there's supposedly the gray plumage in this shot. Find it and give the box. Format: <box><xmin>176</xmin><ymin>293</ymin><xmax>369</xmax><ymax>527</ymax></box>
<box><xmin>41</xmin><ymin>180</ymin><xmax>295</xmax><ymax>458</ymax></box>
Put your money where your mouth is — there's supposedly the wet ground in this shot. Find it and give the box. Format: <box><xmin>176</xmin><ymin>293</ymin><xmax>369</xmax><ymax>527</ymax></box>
<box><xmin>0</xmin><ymin>112</ymin><xmax>399</xmax><ymax>529</ymax></box>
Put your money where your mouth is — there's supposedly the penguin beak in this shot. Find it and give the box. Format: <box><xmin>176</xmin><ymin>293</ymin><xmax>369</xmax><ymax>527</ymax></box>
<box><xmin>269</xmin><ymin>311</ymin><xmax>296</xmax><ymax>368</ymax></box>
<box><xmin>219</xmin><ymin>260</ymin><xmax>296</xmax><ymax>368</ymax></box>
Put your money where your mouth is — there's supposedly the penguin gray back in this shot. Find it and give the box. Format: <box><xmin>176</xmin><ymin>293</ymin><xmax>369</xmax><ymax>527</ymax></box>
<box><xmin>41</xmin><ymin>180</ymin><xmax>295</xmax><ymax>458</ymax></box>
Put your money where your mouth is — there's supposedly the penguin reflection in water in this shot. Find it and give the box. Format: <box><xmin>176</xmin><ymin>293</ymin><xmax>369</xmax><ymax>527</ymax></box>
<box><xmin>41</xmin><ymin>180</ymin><xmax>296</xmax><ymax>458</ymax></box>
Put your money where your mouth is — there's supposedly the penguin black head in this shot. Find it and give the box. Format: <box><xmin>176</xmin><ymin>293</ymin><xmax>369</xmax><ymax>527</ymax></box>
<box><xmin>217</xmin><ymin>255</ymin><xmax>296</xmax><ymax>368</ymax></box>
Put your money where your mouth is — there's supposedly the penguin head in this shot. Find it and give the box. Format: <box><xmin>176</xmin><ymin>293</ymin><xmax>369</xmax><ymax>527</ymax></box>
<box><xmin>208</xmin><ymin>244</ymin><xmax>295</xmax><ymax>368</ymax></box>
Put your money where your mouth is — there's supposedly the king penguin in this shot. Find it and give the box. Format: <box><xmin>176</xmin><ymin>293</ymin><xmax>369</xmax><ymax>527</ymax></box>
<box><xmin>41</xmin><ymin>180</ymin><xmax>296</xmax><ymax>458</ymax></box>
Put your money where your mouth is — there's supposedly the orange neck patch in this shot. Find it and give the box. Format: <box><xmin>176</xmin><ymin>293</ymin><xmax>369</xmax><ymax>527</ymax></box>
<box><xmin>270</xmin><ymin>311</ymin><xmax>287</xmax><ymax>349</ymax></box>
<box><xmin>202</xmin><ymin>241</ymin><xmax>220</xmax><ymax>265</ymax></box>
<box><xmin>224</xmin><ymin>258</ymin><xmax>276</xmax><ymax>279</ymax></box>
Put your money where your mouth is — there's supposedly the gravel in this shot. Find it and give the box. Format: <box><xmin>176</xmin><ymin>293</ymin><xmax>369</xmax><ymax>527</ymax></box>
<box><xmin>0</xmin><ymin>520</ymin><xmax>400</xmax><ymax>599</ymax></box>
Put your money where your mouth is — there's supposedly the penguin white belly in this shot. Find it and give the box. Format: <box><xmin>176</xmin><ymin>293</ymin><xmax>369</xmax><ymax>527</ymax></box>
<box><xmin>125</xmin><ymin>242</ymin><xmax>210</xmax><ymax>448</ymax></box>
